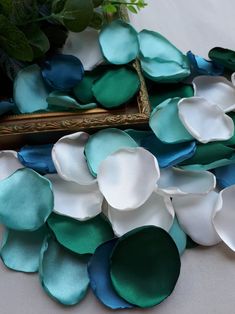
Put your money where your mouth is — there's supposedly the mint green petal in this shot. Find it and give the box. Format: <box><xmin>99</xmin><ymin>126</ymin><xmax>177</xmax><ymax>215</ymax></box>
<box><xmin>0</xmin><ymin>168</ymin><xmax>54</xmax><ymax>231</ymax></box>
<box><xmin>169</xmin><ymin>218</ymin><xmax>187</xmax><ymax>255</ymax></box>
<box><xmin>14</xmin><ymin>64</ymin><xmax>49</xmax><ymax>113</ymax></box>
<box><xmin>47</xmin><ymin>213</ymin><xmax>114</xmax><ymax>254</ymax></box>
<box><xmin>47</xmin><ymin>91</ymin><xmax>97</xmax><ymax>110</ymax></box>
<box><xmin>149</xmin><ymin>98</ymin><xmax>194</xmax><ymax>143</ymax></box>
<box><xmin>85</xmin><ymin>128</ymin><xmax>138</xmax><ymax>176</ymax></box>
<box><xmin>0</xmin><ymin>226</ymin><xmax>48</xmax><ymax>273</ymax></box>
<box><xmin>125</xmin><ymin>129</ymin><xmax>152</xmax><ymax>145</ymax></box>
<box><xmin>99</xmin><ymin>20</ymin><xmax>139</xmax><ymax>65</ymax></box>
<box><xmin>39</xmin><ymin>236</ymin><xmax>90</xmax><ymax>305</ymax></box>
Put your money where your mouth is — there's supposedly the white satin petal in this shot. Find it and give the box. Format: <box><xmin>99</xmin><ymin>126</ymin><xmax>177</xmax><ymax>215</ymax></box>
<box><xmin>0</xmin><ymin>151</ymin><xmax>23</xmax><ymax>181</ymax></box>
<box><xmin>97</xmin><ymin>148</ymin><xmax>160</xmax><ymax>211</ymax></box>
<box><xmin>172</xmin><ymin>192</ymin><xmax>221</xmax><ymax>246</ymax></box>
<box><xmin>108</xmin><ymin>192</ymin><xmax>174</xmax><ymax>236</ymax></box>
<box><xmin>52</xmin><ymin>132</ymin><xmax>95</xmax><ymax>185</ymax></box>
<box><xmin>62</xmin><ymin>28</ymin><xmax>104</xmax><ymax>71</ymax></box>
<box><xmin>231</xmin><ymin>73</ymin><xmax>235</xmax><ymax>86</ymax></box>
<box><xmin>158</xmin><ymin>167</ymin><xmax>216</xmax><ymax>196</ymax></box>
<box><xmin>46</xmin><ymin>174</ymin><xmax>103</xmax><ymax>221</ymax></box>
<box><xmin>193</xmin><ymin>76</ymin><xmax>235</xmax><ymax>112</ymax></box>
<box><xmin>178</xmin><ymin>97</ymin><xmax>234</xmax><ymax>143</ymax></box>
<box><xmin>213</xmin><ymin>185</ymin><xmax>235</xmax><ymax>251</ymax></box>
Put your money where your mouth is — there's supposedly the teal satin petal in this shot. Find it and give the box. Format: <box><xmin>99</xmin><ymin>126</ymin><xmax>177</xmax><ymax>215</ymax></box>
<box><xmin>0</xmin><ymin>168</ymin><xmax>54</xmax><ymax>231</ymax></box>
<box><xmin>169</xmin><ymin>218</ymin><xmax>187</xmax><ymax>255</ymax></box>
<box><xmin>149</xmin><ymin>98</ymin><xmax>194</xmax><ymax>144</ymax></box>
<box><xmin>180</xmin><ymin>156</ymin><xmax>235</xmax><ymax>171</ymax></box>
<box><xmin>125</xmin><ymin>129</ymin><xmax>153</xmax><ymax>146</ymax></box>
<box><xmin>39</xmin><ymin>236</ymin><xmax>90</xmax><ymax>305</ymax></box>
<box><xmin>84</xmin><ymin>128</ymin><xmax>138</xmax><ymax>176</ymax></box>
<box><xmin>47</xmin><ymin>91</ymin><xmax>97</xmax><ymax>110</ymax></box>
<box><xmin>99</xmin><ymin>20</ymin><xmax>139</xmax><ymax>65</ymax></box>
<box><xmin>0</xmin><ymin>226</ymin><xmax>48</xmax><ymax>273</ymax></box>
<box><xmin>13</xmin><ymin>64</ymin><xmax>49</xmax><ymax>113</ymax></box>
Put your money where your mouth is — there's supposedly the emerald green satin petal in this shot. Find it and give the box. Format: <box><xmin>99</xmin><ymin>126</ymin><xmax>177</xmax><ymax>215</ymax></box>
<box><xmin>149</xmin><ymin>84</ymin><xmax>194</xmax><ymax>110</ymax></box>
<box><xmin>47</xmin><ymin>213</ymin><xmax>114</xmax><ymax>254</ymax></box>
<box><xmin>14</xmin><ymin>64</ymin><xmax>49</xmax><ymax>113</ymax></box>
<box><xmin>0</xmin><ymin>226</ymin><xmax>48</xmax><ymax>273</ymax></box>
<box><xmin>180</xmin><ymin>156</ymin><xmax>235</xmax><ymax>171</ymax></box>
<box><xmin>125</xmin><ymin>129</ymin><xmax>152</xmax><ymax>145</ymax></box>
<box><xmin>149</xmin><ymin>98</ymin><xmax>194</xmax><ymax>143</ymax></box>
<box><xmin>110</xmin><ymin>226</ymin><xmax>181</xmax><ymax>308</ymax></box>
<box><xmin>39</xmin><ymin>236</ymin><xmax>89</xmax><ymax>305</ymax></box>
<box><xmin>169</xmin><ymin>219</ymin><xmax>187</xmax><ymax>255</ymax></box>
<box><xmin>99</xmin><ymin>20</ymin><xmax>139</xmax><ymax>65</ymax></box>
<box><xmin>0</xmin><ymin>168</ymin><xmax>54</xmax><ymax>231</ymax></box>
<box><xmin>47</xmin><ymin>91</ymin><xmax>97</xmax><ymax>110</ymax></box>
<box><xmin>209</xmin><ymin>47</ymin><xmax>235</xmax><ymax>71</ymax></box>
<box><xmin>92</xmin><ymin>67</ymin><xmax>140</xmax><ymax>108</ymax></box>
<box><xmin>84</xmin><ymin>128</ymin><xmax>138</xmax><ymax>176</ymax></box>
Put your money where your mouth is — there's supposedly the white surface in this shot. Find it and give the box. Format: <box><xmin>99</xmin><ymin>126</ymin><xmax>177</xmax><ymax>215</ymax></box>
<box><xmin>2</xmin><ymin>1</ymin><xmax>235</xmax><ymax>313</ymax></box>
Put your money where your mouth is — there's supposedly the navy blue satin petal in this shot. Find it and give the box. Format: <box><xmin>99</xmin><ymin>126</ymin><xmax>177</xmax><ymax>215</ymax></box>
<box><xmin>213</xmin><ymin>164</ymin><xmax>235</xmax><ymax>189</ymax></box>
<box><xmin>0</xmin><ymin>99</ymin><xmax>15</xmax><ymax>116</ymax></box>
<box><xmin>87</xmin><ymin>239</ymin><xmax>133</xmax><ymax>309</ymax></box>
<box><xmin>187</xmin><ymin>51</ymin><xmax>224</xmax><ymax>76</ymax></box>
<box><xmin>41</xmin><ymin>54</ymin><xmax>84</xmax><ymax>91</ymax></box>
<box><xmin>141</xmin><ymin>134</ymin><xmax>196</xmax><ymax>168</ymax></box>
<box><xmin>18</xmin><ymin>144</ymin><xmax>56</xmax><ymax>174</ymax></box>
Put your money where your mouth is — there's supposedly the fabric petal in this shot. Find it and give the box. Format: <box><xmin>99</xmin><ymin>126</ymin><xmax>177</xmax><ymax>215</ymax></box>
<box><xmin>209</xmin><ymin>47</ymin><xmax>235</xmax><ymax>72</ymax></box>
<box><xmin>47</xmin><ymin>213</ymin><xmax>114</xmax><ymax>254</ymax></box>
<box><xmin>149</xmin><ymin>98</ymin><xmax>194</xmax><ymax>144</ymax></box>
<box><xmin>41</xmin><ymin>54</ymin><xmax>84</xmax><ymax>91</ymax></box>
<box><xmin>0</xmin><ymin>150</ymin><xmax>23</xmax><ymax>181</ymax></box>
<box><xmin>18</xmin><ymin>144</ymin><xmax>56</xmax><ymax>174</ymax></box>
<box><xmin>39</xmin><ymin>236</ymin><xmax>89</xmax><ymax>305</ymax></box>
<box><xmin>180</xmin><ymin>155</ymin><xmax>235</xmax><ymax>171</ymax></box>
<box><xmin>62</xmin><ymin>28</ymin><xmax>104</xmax><ymax>71</ymax></box>
<box><xmin>231</xmin><ymin>72</ymin><xmax>235</xmax><ymax>86</ymax></box>
<box><xmin>52</xmin><ymin>132</ymin><xmax>96</xmax><ymax>185</ymax></box>
<box><xmin>85</xmin><ymin>128</ymin><xmax>138</xmax><ymax>176</ymax></box>
<box><xmin>172</xmin><ymin>192</ymin><xmax>221</xmax><ymax>246</ymax></box>
<box><xmin>214</xmin><ymin>164</ymin><xmax>235</xmax><ymax>189</ymax></box>
<box><xmin>99</xmin><ymin>20</ymin><xmax>138</xmax><ymax>65</ymax></box>
<box><xmin>193</xmin><ymin>76</ymin><xmax>235</xmax><ymax>112</ymax></box>
<box><xmin>169</xmin><ymin>218</ymin><xmax>187</xmax><ymax>255</ymax></box>
<box><xmin>87</xmin><ymin>239</ymin><xmax>133</xmax><ymax>309</ymax></box>
<box><xmin>0</xmin><ymin>99</ymin><xmax>15</xmax><ymax>116</ymax></box>
<box><xmin>110</xmin><ymin>226</ymin><xmax>181</xmax><ymax>308</ymax></box>
<box><xmin>107</xmin><ymin>192</ymin><xmax>174</xmax><ymax>236</ymax></box>
<box><xmin>13</xmin><ymin>64</ymin><xmax>49</xmax><ymax>113</ymax></box>
<box><xmin>178</xmin><ymin>97</ymin><xmax>234</xmax><ymax>143</ymax></box>
<box><xmin>158</xmin><ymin>167</ymin><xmax>216</xmax><ymax>196</ymax></box>
<box><xmin>0</xmin><ymin>168</ymin><xmax>53</xmax><ymax>231</ymax></box>
<box><xmin>0</xmin><ymin>226</ymin><xmax>48</xmax><ymax>273</ymax></box>
<box><xmin>125</xmin><ymin>129</ymin><xmax>152</xmax><ymax>146</ymax></box>
<box><xmin>46</xmin><ymin>174</ymin><xmax>103</xmax><ymax>221</ymax></box>
<box><xmin>97</xmin><ymin>147</ymin><xmax>160</xmax><ymax>210</ymax></box>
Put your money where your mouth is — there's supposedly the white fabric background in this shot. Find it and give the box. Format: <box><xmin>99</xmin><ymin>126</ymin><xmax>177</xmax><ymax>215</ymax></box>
<box><xmin>1</xmin><ymin>1</ymin><xmax>235</xmax><ymax>313</ymax></box>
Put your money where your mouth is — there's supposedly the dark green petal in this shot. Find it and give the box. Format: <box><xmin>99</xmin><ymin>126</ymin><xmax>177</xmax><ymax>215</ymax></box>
<box><xmin>209</xmin><ymin>47</ymin><xmax>235</xmax><ymax>71</ymax></box>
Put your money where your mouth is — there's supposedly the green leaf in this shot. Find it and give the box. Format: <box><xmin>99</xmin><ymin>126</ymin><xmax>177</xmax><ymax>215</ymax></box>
<box><xmin>0</xmin><ymin>0</ymin><xmax>12</xmax><ymax>16</ymax></box>
<box><xmin>127</xmin><ymin>5</ymin><xmax>138</xmax><ymax>13</ymax></box>
<box><xmin>102</xmin><ymin>3</ymin><xmax>117</xmax><ymax>13</ymax></box>
<box><xmin>52</xmin><ymin>0</ymin><xmax>66</xmax><ymax>14</ymax></box>
<box><xmin>0</xmin><ymin>14</ymin><xmax>33</xmax><ymax>61</ymax></box>
<box><xmin>89</xmin><ymin>11</ymin><xmax>103</xmax><ymax>29</ymax></box>
<box><xmin>11</xmin><ymin>0</ymin><xmax>38</xmax><ymax>25</ymax></box>
<box><xmin>93</xmin><ymin>0</ymin><xmax>104</xmax><ymax>7</ymax></box>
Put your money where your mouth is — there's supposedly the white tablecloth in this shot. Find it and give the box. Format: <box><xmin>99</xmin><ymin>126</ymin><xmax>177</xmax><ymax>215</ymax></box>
<box><xmin>1</xmin><ymin>1</ymin><xmax>235</xmax><ymax>313</ymax></box>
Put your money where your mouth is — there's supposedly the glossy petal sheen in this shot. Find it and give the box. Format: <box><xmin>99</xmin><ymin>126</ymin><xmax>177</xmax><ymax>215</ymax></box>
<box><xmin>41</xmin><ymin>54</ymin><xmax>84</xmax><ymax>91</ymax></box>
<box><xmin>213</xmin><ymin>185</ymin><xmax>235</xmax><ymax>251</ymax></box>
<box><xmin>18</xmin><ymin>144</ymin><xmax>56</xmax><ymax>174</ymax></box>
<box><xmin>178</xmin><ymin>97</ymin><xmax>234</xmax><ymax>143</ymax></box>
<box><xmin>39</xmin><ymin>236</ymin><xmax>89</xmax><ymax>305</ymax></box>
<box><xmin>92</xmin><ymin>67</ymin><xmax>140</xmax><ymax>108</ymax></box>
<box><xmin>87</xmin><ymin>239</ymin><xmax>133</xmax><ymax>309</ymax></box>
<box><xmin>172</xmin><ymin>191</ymin><xmax>221</xmax><ymax>246</ymax></box>
<box><xmin>209</xmin><ymin>47</ymin><xmax>235</xmax><ymax>72</ymax></box>
<box><xmin>169</xmin><ymin>218</ymin><xmax>187</xmax><ymax>255</ymax></box>
<box><xmin>110</xmin><ymin>226</ymin><xmax>181</xmax><ymax>308</ymax></box>
<box><xmin>150</xmin><ymin>98</ymin><xmax>194</xmax><ymax>144</ymax></box>
<box><xmin>108</xmin><ymin>192</ymin><xmax>174</xmax><ymax>236</ymax></box>
<box><xmin>193</xmin><ymin>76</ymin><xmax>235</xmax><ymax>112</ymax></box>
<box><xmin>62</xmin><ymin>28</ymin><xmax>104</xmax><ymax>71</ymax></box>
<box><xmin>99</xmin><ymin>20</ymin><xmax>138</xmax><ymax>65</ymax></box>
<box><xmin>0</xmin><ymin>150</ymin><xmax>23</xmax><ymax>181</ymax></box>
<box><xmin>158</xmin><ymin>167</ymin><xmax>216</xmax><ymax>195</ymax></box>
<box><xmin>141</xmin><ymin>135</ymin><xmax>196</xmax><ymax>168</ymax></box>
<box><xmin>85</xmin><ymin>128</ymin><xmax>138</xmax><ymax>176</ymax></box>
<box><xmin>46</xmin><ymin>174</ymin><xmax>103</xmax><ymax>221</ymax></box>
<box><xmin>214</xmin><ymin>164</ymin><xmax>235</xmax><ymax>189</ymax></box>
<box><xmin>97</xmin><ymin>148</ymin><xmax>160</xmax><ymax>210</ymax></box>
<box><xmin>47</xmin><ymin>213</ymin><xmax>114</xmax><ymax>254</ymax></box>
<box><xmin>0</xmin><ymin>168</ymin><xmax>54</xmax><ymax>230</ymax></box>
<box><xmin>13</xmin><ymin>64</ymin><xmax>49</xmax><ymax>113</ymax></box>
<box><xmin>52</xmin><ymin>132</ymin><xmax>96</xmax><ymax>185</ymax></box>
<box><xmin>0</xmin><ymin>226</ymin><xmax>48</xmax><ymax>272</ymax></box>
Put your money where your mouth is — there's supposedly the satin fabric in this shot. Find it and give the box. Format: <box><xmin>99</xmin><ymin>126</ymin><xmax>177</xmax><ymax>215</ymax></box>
<box><xmin>214</xmin><ymin>164</ymin><xmax>235</xmax><ymax>189</ymax></box>
<box><xmin>169</xmin><ymin>218</ymin><xmax>187</xmax><ymax>255</ymax></box>
<box><xmin>0</xmin><ymin>99</ymin><xmax>15</xmax><ymax>116</ymax></box>
<box><xmin>209</xmin><ymin>47</ymin><xmax>235</xmax><ymax>71</ymax></box>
